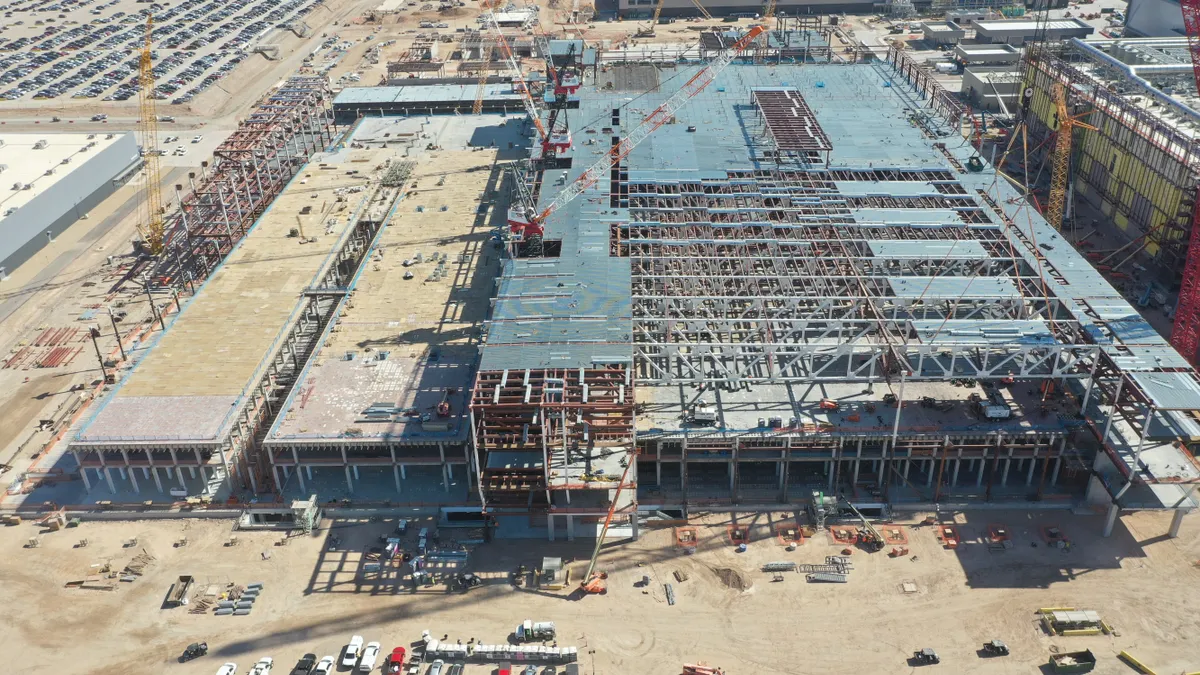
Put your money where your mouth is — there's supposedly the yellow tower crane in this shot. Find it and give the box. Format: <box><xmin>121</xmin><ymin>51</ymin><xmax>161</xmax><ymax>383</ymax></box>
<box><xmin>138</xmin><ymin>16</ymin><xmax>165</xmax><ymax>255</ymax></box>
<box><xmin>1046</xmin><ymin>82</ymin><xmax>1095</xmax><ymax>231</ymax></box>
<box><xmin>472</xmin><ymin>43</ymin><xmax>495</xmax><ymax>115</ymax></box>
<box><xmin>763</xmin><ymin>0</ymin><xmax>777</xmax><ymax>20</ymax></box>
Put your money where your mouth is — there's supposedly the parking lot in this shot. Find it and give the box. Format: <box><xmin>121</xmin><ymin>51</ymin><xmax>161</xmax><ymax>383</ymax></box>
<box><xmin>0</xmin><ymin>0</ymin><xmax>322</xmax><ymax>104</ymax></box>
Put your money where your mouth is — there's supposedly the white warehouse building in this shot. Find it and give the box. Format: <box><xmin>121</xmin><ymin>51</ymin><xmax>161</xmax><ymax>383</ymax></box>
<box><xmin>0</xmin><ymin>132</ymin><xmax>140</xmax><ymax>277</ymax></box>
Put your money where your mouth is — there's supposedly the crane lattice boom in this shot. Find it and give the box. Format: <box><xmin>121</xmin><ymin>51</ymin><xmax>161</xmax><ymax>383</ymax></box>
<box><xmin>1046</xmin><ymin>83</ymin><xmax>1095</xmax><ymax>230</ymax></box>
<box><xmin>488</xmin><ymin>16</ymin><xmax>547</xmax><ymax>140</ymax></box>
<box><xmin>138</xmin><ymin>16</ymin><xmax>165</xmax><ymax>255</ymax></box>
<box><xmin>1170</xmin><ymin>0</ymin><xmax>1200</xmax><ymax>363</ymax></box>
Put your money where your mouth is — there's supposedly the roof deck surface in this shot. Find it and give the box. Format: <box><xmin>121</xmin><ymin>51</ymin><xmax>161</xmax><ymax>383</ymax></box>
<box><xmin>267</xmin><ymin>116</ymin><xmax>522</xmax><ymax>445</ymax></box>
<box><xmin>75</xmin><ymin>151</ymin><xmax>387</xmax><ymax>444</ymax></box>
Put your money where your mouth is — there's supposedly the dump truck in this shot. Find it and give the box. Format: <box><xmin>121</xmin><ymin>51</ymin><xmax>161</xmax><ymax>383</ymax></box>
<box><xmin>1049</xmin><ymin>650</ymin><xmax>1096</xmax><ymax>673</ymax></box>
<box><xmin>167</xmin><ymin>575</ymin><xmax>195</xmax><ymax>606</ymax></box>
<box><xmin>514</xmin><ymin>620</ymin><xmax>555</xmax><ymax>643</ymax></box>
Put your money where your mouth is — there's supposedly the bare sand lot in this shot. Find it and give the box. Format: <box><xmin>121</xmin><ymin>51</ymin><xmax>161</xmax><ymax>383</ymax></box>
<box><xmin>1</xmin><ymin>508</ymin><xmax>1197</xmax><ymax>675</ymax></box>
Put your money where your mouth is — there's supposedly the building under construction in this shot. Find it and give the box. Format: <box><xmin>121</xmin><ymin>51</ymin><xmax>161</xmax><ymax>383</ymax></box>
<box><xmin>1020</xmin><ymin>39</ymin><xmax>1200</xmax><ymax>316</ymax></box>
<box><xmin>66</xmin><ymin>38</ymin><xmax>1200</xmax><ymax>540</ymax></box>
<box><xmin>468</xmin><ymin>46</ymin><xmax>1200</xmax><ymax>539</ymax></box>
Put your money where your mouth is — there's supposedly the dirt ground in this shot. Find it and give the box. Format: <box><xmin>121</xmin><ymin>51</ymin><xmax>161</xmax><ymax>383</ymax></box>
<box><xmin>0</xmin><ymin>508</ymin><xmax>1197</xmax><ymax>675</ymax></box>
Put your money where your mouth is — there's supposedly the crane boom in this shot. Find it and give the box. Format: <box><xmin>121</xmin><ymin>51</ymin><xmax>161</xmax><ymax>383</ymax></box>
<box><xmin>1170</xmin><ymin>0</ymin><xmax>1200</xmax><ymax>364</ymax></box>
<box><xmin>691</xmin><ymin>0</ymin><xmax>713</xmax><ymax>20</ymax></box>
<box><xmin>763</xmin><ymin>0</ymin><xmax>776</xmax><ymax>20</ymax></box>
<box><xmin>137</xmin><ymin>16</ymin><xmax>165</xmax><ymax>255</ymax></box>
<box><xmin>581</xmin><ymin>454</ymin><xmax>635</xmax><ymax>588</ymax></box>
<box><xmin>531</xmin><ymin>25</ymin><xmax>765</xmax><ymax>226</ymax></box>
<box><xmin>488</xmin><ymin>17</ymin><xmax>547</xmax><ymax>140</ymax></box>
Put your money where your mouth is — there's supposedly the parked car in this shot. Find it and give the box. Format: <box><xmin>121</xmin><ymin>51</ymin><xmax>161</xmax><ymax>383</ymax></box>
<box><xmin>312</xmin><ymin>656</ymin><xmax>335</xmax><ymax>675</ymax></box>
<box><xmin>91</xmin><ymin>113</ymin><xmax>107</xmax><ymax>121</ymax></box>
<box><xmin>249</xmin><ymin>657</ymin><xmax>274</xmax><ymax>675</ymax></box>
<box><xmin>386</xmin><ymin>647</ymin><xmax>407</xmax><ymax>674</ymax></box>
<box><xmin>191</xmin><ymin>134</ymin><xmax>203</xmax><ymax>143</ymax></box>
<box><xmin>290</xmin><ymin>653</ymin><xmax>317</xmax><ymax>675</ymax></box>
<box><xmin>215</xmin><ymin>664</ymin><xmax>237</xmax><ymax>675</ymax></box>
<box><xmin>359</xmin><ymin>643</ymin><xmax>381</xmax><ymax>672</ymax></box>
<box><xmin>428</xmin><ymin>660</ymin><xmax>445</xmax><ymax>675</ymax></box>
<box><xmin>342</xmin><ymin>636</ymin><xmax>364</xmax><ymax>668</ymax></box>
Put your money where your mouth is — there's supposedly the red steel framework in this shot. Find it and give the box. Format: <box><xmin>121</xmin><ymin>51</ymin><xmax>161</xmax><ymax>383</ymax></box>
<box><xmin>151</xmin><ymin>76</ymin><xmax>335</xmax><ymax>288</ymax></box>
<box><xmin>1172</xmin><ymin>0</ymin><xmax>1200</xmax><ymax>365</ymax></box>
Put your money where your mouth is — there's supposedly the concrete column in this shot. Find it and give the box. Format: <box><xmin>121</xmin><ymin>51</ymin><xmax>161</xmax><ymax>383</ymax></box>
<box><xmin>283</xmin><ymin>466</ymin><xmax>290</xmax><ymax>479</ymax></box>
<box><xmin>188</xmin><ymin>467</ymin><xmax>197</xmax><ymax>479</ymax></box>
<box><xmin>1001</xmin><ymin>458</ymin><xmax>1011</xmax><ymax>486</ymax></box>
<box><xmin>1102</xmin><ymin>503</ymin><xmax>1120</xmax><ymax>537</ymax></box>
<box><xmin>950</xmin><ymin>459</ymin><xmax>960</xmax><ymax>489</ymax></box>
<box><xmin>728</xmin><ymin>460</ymin><xmax>735</xmax><ymax>492</ymax></box>
<box><xmin>118</xmin><ymin>467</ymin><xmax>127</xmax><ymax>480</ymax></box>
<box><xmin>447</xmin><ymin>463</ymin><xmax>453</xmax><ymax>480</ymax></box>
<box><xmin>177</xmin><ymin>467</ymin><xmax>187</xmax><ymax>489</ymax></box>
<box><xmin>1026</xmin><ymin>454</ymin><xmax>1037</xmax><ymax>486</ymax></box>
<box><xmin>80</xmin><ymin>466</ymin><xmax>92</xmax><ymax>492</ymax></box>
<box><xmin>548</xmin><ymin>514</ymin><xmax>555</xmax><ymax>542</ymax></box>
<box><xmin>777</xmin><ymin>461</ymin><xmax>784</xmax><ymax>490</ymax></box>
<box><xmin>352</xmin><ymin>466</ymin><xmax>360</xmax><ymax>480</ymax></box>
<box><xmin>1050</xmin><ymin>458</ymin><xmax>1062</xmax><ymax>486</ymax></box>
<box><xmin>1168</xmin><ymin>509</ymin><xmax>1186</xmax><ymax>538</ymax></box>
<box><xmin>976</xmin><ymin>457</ymin><xmax>985</xmax><ymax>487</ymax></box>
<box><xmin>393</xmin><ymin>465</ymin><xmax>402</xmax><ymax>492</ymax></box>
<box><xmin>344</xmin><ymin>466</ymin><xmax>354</xmax><ymax>492</ymax></box>
<box><xmin>273</xmin><ymin>465</ymin><xmax>284</xmax><ymax>492</ymax></box>
<box><xmin>296</xmin><ymin>463</ymin><xmax>307</xmax><ymax>492</ymax></box>
<box><xmin>631</xmin><ymin>512</ymin><xmax>640</xmax><ymax>541</ymax></box>
<box><xmin>566</xmin><ymin>515</ymin><xmax>575</xmax><ymax>541</ymax></box>
<box><xmin>442</xmin><ymin>464</ymin><xmax>450</xmax><ymax>492</ymax></box>
<box><xmin>656</xmin><ymin>458</ymin><xmax>662</xmax><ymax>487</ymax></box>
<box><xmin>902</xmin><ymin>459</ymin><xmax>911</xmax><ymax>485</ymax></box>
<box><xmin>128</xmin><ymin>466</ymin><xmax>139</xmax><ymax>494</ymax></box>
<box><xmin>104</xmin><ymin>467</ymin><xmax>116</xmax><ymax>493</ymax></box>
<box><xmin>827</xmin><ymin>458</ymin><xmax>835</xmax><ymax>489</ymax></box>
<box><xmin>306</xmin><ymin>466</ymin><xmax>313</xmax><ymax>480</ymax></box>
<box><xmin>926</xmin><ymin>460</ymin><xmax>934</xmax><ymax>487</ymax></box>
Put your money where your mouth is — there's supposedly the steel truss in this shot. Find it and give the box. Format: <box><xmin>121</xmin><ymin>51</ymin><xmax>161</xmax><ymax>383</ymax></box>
<box><xmin>151</xmin><ymin>77</ymin><xmax>335</xmax><ymax>288</ymax></box>
<box><xmin>619</xmin><ymin>169</ymin><xmax>1098</xmax><ymax>384</ymax></box>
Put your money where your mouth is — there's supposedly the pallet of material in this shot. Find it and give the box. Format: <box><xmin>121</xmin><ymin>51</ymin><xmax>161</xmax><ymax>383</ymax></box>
<box><xmin>806</xmin><ymin>572</ymin><xmax>848</xmax><ymax>583</ymax></box>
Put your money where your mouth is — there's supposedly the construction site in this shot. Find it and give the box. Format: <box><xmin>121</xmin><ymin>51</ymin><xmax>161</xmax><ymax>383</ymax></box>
<box><xmin>2</xmin><ymin>0</ymin><xmax>1200</xmax><ymax>673</ymax></box>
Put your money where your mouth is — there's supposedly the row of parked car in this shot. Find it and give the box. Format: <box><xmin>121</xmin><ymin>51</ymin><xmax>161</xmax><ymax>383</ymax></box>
<box><xmin>0</xmin><ymin>0</ymin><xmax>319</xmax><ymax>102</ymax></box>
<box><xmin>212</xmin><ymin>639</ymin><xmax>407</xmax><ymax>675</ymax></box>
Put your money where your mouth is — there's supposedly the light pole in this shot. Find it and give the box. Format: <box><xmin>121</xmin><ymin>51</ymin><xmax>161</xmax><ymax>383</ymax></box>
<box><xmin>106</xmin><ymin>308</ymin><xmax>127</xmax><ymax>361</ymax></box>
<box><xmin>88</xmin><ymin>325</ymin><xmax>109</xmax><ymax>383</ymax></box>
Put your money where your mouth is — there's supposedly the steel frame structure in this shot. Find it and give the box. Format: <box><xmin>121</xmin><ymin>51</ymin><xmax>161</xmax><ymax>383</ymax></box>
<box><xmin>151</xmin><ymin>77</ymin><xmax>334</xmax><ymax>288</ymax></box>
<box><xmin>1023</xmin><ymin>44</ymin><xmax>1200</xmax><ymax>281</ymax></box>
<box><xmin>469</xmin><ymin>366</ymin><xmax>635</xmax><ymax>509</ymax></box>
<box><xmin>608</xmin><ymin>165</ymin><xmax>1098</xmax><ymax>385</ymax></box>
